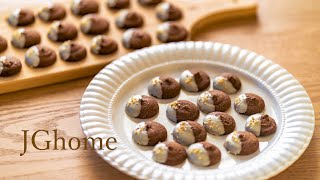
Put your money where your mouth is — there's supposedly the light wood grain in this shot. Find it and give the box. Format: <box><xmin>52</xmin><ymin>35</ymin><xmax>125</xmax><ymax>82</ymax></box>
<box><xmin>0</xmin><ymin>0</ymin><xmax>257</xmax><ymax>94</ymax></box>
<box><xmin>0</xmin><ymin>0</ymin><xmax>319</xmax><ymax>179</ymax></box>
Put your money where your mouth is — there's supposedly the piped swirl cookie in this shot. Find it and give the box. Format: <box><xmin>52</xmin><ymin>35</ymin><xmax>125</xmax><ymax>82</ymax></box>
<box><xmin>156</xmin><ymin>2</ymin><xmax>182</xmax><ymax>21</ymax></box>
<box><xmin>148</xmin><ymin>76</ymin><xmax>180</xmax><ymax>99</ymax></box>
<box><xmin>48</xmin><ymin>21</ymin><xmax>78</xmax><ymax>42</ymax></box>
<box><xmin>38</xmin><ymin>4</ymin><xmax>66</xmax><ymax>22</ymax></box>
<box><xmin>11</xmin><ymin>28</ymin><xmax>41</xmax><ymax>49</ymax></box>
<box><xmin>245</xmin><ymin>113</ymin><xmax>277</xmax><ymax>137</ymax></box>
<box><xmin>132</xmin><ymin>121</ymin><xmax>167</xmax><ymax>146</ymax></box>
<box><xmin>25</xmin><ymin>45</ymin><xmax>56</xmax><ymax>68</ymax></box>
<box><xmin>224</xmin><ymin>131</ymin><xmax>259</xmax><ymax>155</ymax></box>
<box><xmin>106</xmin><ymin>0</ymin><xmax>130</xmax><ymax>9</ymax></box>
<box><xmin>197</xmin><ymin>90</ymin><xmax>231</xmax><ymax>113</ymax></box>
<box><xmin>125</xmin><ymin>95</ymin><xmax>159</xmax><ymax>119</ymax></box>
<box><xmin>0</xmin><ymin>56</ymin><xmax>22</xmax><ymax>77</ymax></box>
<box><xmin>59</xmin><ymin>41</ymin><xmax>87</xmax><ymax>62</ymax></box>
<box><xmin>152</xmin><ymin>141</ymin><xmax>187</xmax><ymax>166</ymax></box>
<box><xmin>180</xmin><ymin>70</ymin><xmax>210</xmax><ymax>92</ymax></box>
<box><xmin>7</xmin><ymin>8</ymin><xmax>35</xmax><ymax>26</ymax></box>
<box><xmin>115</xmin><ymin>10</ymin><xmax>143</xmax><ymax>29</ymax></box>
<box><xmin>203</xmin><ymin>112</ymin><xmax>236</xmax><ymax>136</ymax></box>
<box><xmin>71</xmin><ymin>0</ymin><xmax>99</xmax><ymax>16</ymax></box>
<box><xmin>234</xmin><ymin>93</ymin><xmax>265</xmax><ymax>115</ymax></box>
<box><xmin>166</xmin><ymin>100</ymin><xmax>199</xmax><ymax>123</ymax></box>
<box><xmin>187</xmin><ymin>142</ymin><xmax>221</xmax><ymax>167</ymax></box>
<box><xmin>91</xmin><ymin>35</ymin><xmax>118</xmax><ymax>55</ymax></box>
<box><xmin>213</xmin><ymin>73</ymin><xmax>241</xmax><ymax>94</ymax></box>
<box><xmin>122</xmin><ymin>28</ymin><xmax>151</xmax><ymax>49</ymax></box>
<box><xmin>172</xmin><ymin>121</ymin><xmax>207</xmax><ymax>146</ymax></box>
<box><xmin>157</xmin><ymin>22</ymin><xmax>188</xmax><ymax>43</ymax></box>
<box><xmin>80</xmin><ymin>14</ymin><xmax>109</xmax><ymax>35</ymax></box>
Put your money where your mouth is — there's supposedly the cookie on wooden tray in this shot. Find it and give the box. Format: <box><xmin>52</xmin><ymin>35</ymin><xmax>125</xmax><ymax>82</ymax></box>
<box><xmin>166</xmin><ymin>100</ymin><xmax>200</xmax><ymax>123</ymax></box>
<box><xmin>91</xmin><ymin>35</ymin><xmax>118</xmax><ymax>55</ymax></box>
<box><xmin>0</xmin><ymin>35</ymin><xmax>8</xmax><ymax>53</ymax></box>
<box><xmin>38</xmin><ymin>4</ymin><xmax>66</xmax><ymax>22</ymax></box>
<box><xmin>122</xmin><ymin>28</ymin><xmax>151</xmax><ymax>49</ymax></box>
<box><xmin>224</xmin><ymin>131</ymin><xmax>259</xmax><ymax>155</ymax></box>
<box><xmin>213</xmin><ymin>73</ymin><xmax>242</xmax><ymax>94</ymax></box>
<box><xmin>25</xmin><ymin>45</ymin><xmax>56</xmax><ymax>68</ymax></box>
<box><xmin>148</xmin><ymin>76</ymin><xmax>181</xmax><ymax>99</ymax></box>
<box><xmin>203</xmin><ymin>112</ymin><xmax>236</xmax><ymax>136</ymax></box>
<box><xmin>138</xmin><ymin>0</ymin><xmax>162</xmax><ymax>6</ymax></box>
<box><xmin>234</xmin><ymin>93</ymin><xmax>265</xmax><ymax>115</ymax></box>
<box><xmin>187</xmin><ymin>142</ymin><xmax>221</xmax><ymax>167</ymax></box>
<box><xmin>47</xmin><ymin>21</ymin><xmax>78</xmax><ymax>42</ymax></box>
<box><xmin>132</xmin><ymin>121</ymin><xmax>167</xmax><ymax>146</ymax></box>
<box><xmin>180</xmin><ymin>69</ymin><xmax>210</xmax><ymax>92</ymax></box>
<box><xmin>156</xmin><ymin>2</ymin><xmax>182</xmax><ymax>21</ymax></box>
<box><xmin>245</xmin><ymin>113</ymin><xmax>277</xmax><ymax>137</ymax></box>
<box><xmin>157</xmin><ymin>22</ymin><xmax>188</xmax><ymax>43</ymax></box>
<box><xmin>172</xmin><ymin>121</ymin><xmax>207</xmax><ymax>146</ymax></box>
<box><xmin>0</xmin><ymin>56</ymin><xmax>22</xmax><ymax>77</ymax></box>
<box><xmin>152</xmin><ymin>141</ymin><xmax>187</xmax><ymax>166</ymax></box>
<box><xmin>11</xmin><ymin>28</ymin><xmax>41</xmax><ymax>49</ymax></box>
<box><xmin>106</xmin><ymin>0</ymin><xmax>130</xmax><ymax>9</ymax></box>
<box><xmin>197</xmin><ymin>90</ymin><xmax>231</xmax><ymax>113</ymax></box>
<box><xmin>59</xmin><ymin>41</ymin><xmax>87</xmax><ymax>62</ymax></box>
<box><xmin>115</xmin><ymin>10</ymin><xmax>143</xmax><ymax>29</ymax></box>
<box><xmin>71</xmin><ymin>0</ymin><xmax>99</xmax><ymax>16</ymax></box>
<box><xmin>80</xmin><ymin>14</ymin><xmax>109</xmax><ymax>35</ymax></box>
<box><xmin>7</xmin><ymin>8</ymin><xmax>35</xmax><ymax>27</ymax></box>
<box><xmin>125</xmin><ymin>95</ymin><xmax>159</xmax><ymax>119</ymax></box>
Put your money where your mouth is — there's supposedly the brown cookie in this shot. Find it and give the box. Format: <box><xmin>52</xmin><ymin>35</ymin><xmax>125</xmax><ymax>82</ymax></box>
<box><xmin>48</xmin><ymin>21</ymin><xmax>78</xmax><ymax>42</ymax></box>
<box><xmin>0</xmin><ymin>35</ymin><xmax>8</xmax><ymax>53</ymax></box>
<box><xmin>11</xmin><ymin>28</ymin><xmax>41</xmax><ymax>49</ymax></box>
<box><xmin>172</xmin><ymin>121</ymin><xmax>206</xmax><ymax>146</ymax></box>
<box><xmin>138</xmin><ymin>0</ymin><xmax>162</xmax><ymax>6</ymax></box>
<box><xmin>245</xmin><ymin>113</ymin><xmax>277</xmax><ymax>137</ymax></box>
<box><xmin>0</xmin><ymin>56</ymin><xmax>22</xmax><ymax>77</ymax></box>
<box><xmin>197</xmin><ymin>90</ymin><xmax>231</xmax><ymax>113</ymax></box>
<box><xmin>25</xmin><ymin>45</ymin><xmax>56</xmax><ymax>68</ymax></box>
<box><xmin>38</xmin><ymin>4</ymin><xmax>66</xmax><ymax>22</ymax></box>
<box><xmin>80</xmin><ymin>14</ymin><xmax>109</xmax><ymax>35</ymax></box>
<box><xmin>157</xmin><ymin>22</ymin><xmax>188</xmax><ymax>43</ymax></box>
<box><xmin>125</xmin><ymin>95</ymin><xmax>159</xmax><ymax>119</ymax></box>
<box><xmin>156</xmin><ymin>2</ymin><xmax>182</xmax><ymax>21</ymax></box>
<box><xmin>203</xmin><ymin>112</ymin><xmax>236</xmax><ymax>136</ymax></box>
<box><xmin>224</xmin><ymin>131</ymin><xmax>259</xmax><ymax>155</ymax></box>
<box><xmin>7</xmin><ymin>8</ymin><xmax>35</xmax><ymax>27</ymax></box>
<box><xmin>59</xmin><ymin>41</ymin><xmax>87</xmax><ymax>62</ymax></box>
<box><xmin>152</xmin><ymin>141</ymin><xmax>187</xmax><ymax>166</ymax></box>
<box><xmin>122</xmin><ymin>29</ymin><xmax>151</xmax><ymax>49</ymax></box>
<box><xmin>234</xmin><ymin>93</ymin><xmax>265</xmax><ymax>115</ymax></box>
<box><xmin>132</xmin><ymin>121</ymin><xmax>167</xmax><ymax>146</ymax></box>
<box><xmin>148</xmin><ymin>76</ymin><xmax>181</xmax><ymax>99</ymax></box>
<box><xmin>180</xmin><ymin>69</ymin><xmax>210</xmax><ymax>92</ymax></box>
<box><xmin>166</xmin><ymin>100</ymin><xmax>200</xmax><ymax>123</ymax></box>
<box><xmin>91</xmin><ymin>35</ymin><xmax>118</xmax><ymax>55</ymax></box>
<box><xmin>116</xmin><ymin>10</ymin><xmax>143</xmax><ymax>29</ymax></box>
<box><xmin>106</xmin><ymin>0</ymin><xmax>130</xmax><ymax>9</ymax></box>
<box><xmin>187</xmin><ymin>142</ymin><xmax>221</xmax><ymax>166</ymax></box>
<box><xmin>71</xmin><ymin>0</ymin><xmax>99</xmax><ymax>16</ymax></box>
<box><xmin>213</xmin><ymin>73</ymin><xmax>241</xmax><ymax>94</ymax></box>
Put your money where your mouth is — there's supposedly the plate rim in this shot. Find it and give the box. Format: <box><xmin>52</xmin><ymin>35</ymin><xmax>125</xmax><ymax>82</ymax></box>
<box><xmin>80</xmin><ymin>41</ymin><xmax>315</xmax><ymax>180</ymax></box>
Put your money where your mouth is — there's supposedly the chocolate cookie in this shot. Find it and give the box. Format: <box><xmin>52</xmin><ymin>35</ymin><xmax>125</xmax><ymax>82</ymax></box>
<box><xmin>166</xmin><ymin>100</ymin><xmax>200</xmax><ymax>123</ymax></box>
<box><xmin>80</xmin><ymin>14</ymin><xmax>109</xmax><ymax>35</ymax></box>
<box><xmin>197</xmin><ymin>90</ymin><xmax>231</xmax><ymax>113</ymax></box>
<box><xmin>156</xmin><ymin>2</ymin><xmax>182</xmax><ymax>21</ymax></box>
<box><xmin>245</xmin><ymin>113</ymin><xmax>277</xmax><ymax>137</ymax></box>
<box><xmin>106</xmin><ymin>0</ymin><xmax>130</xmax><ymax>9</ymax></box>
<box><xmin>172</xmin><ymin>121</ymin><xmax>207</xmax><ymax>146</ymax></box>
<box><xmin>180</xmin><ymin>70</ymin><xmax>210</xmax><ymax>92</ymax></box>
<box><xmin>157</xmin><ymin>22</ymin><xmax>188</xmax><ymax>43</ymax></box>
<box><xmin>203</xmin><ymin>112</ymin><xmax>235</xmax><ymax>136</ymax></box>
<box><xmin>91</xmin><ymin>35</ymin><xmax>118</xmax><ymax>55</ymax></box>
<box><xmin>125</xmin><ymin>95</ymin><xmax>159</xmax><ymax>119</ymax></box>
<box><xmin>122</xmin><ymin>29</ymin><xmax>151</xmax><ymax>49</ymax></box>
<box><xmin>187</xmin><ymin>142</ymin><xmax>221</xmax><ymax>167</ymax></box>
<box><xmin>7</xmin><ymin>8</ymin><xmax>35</xmax><ymax>27</ymax></box>
<box><xmin>48</xmin><ymin>21</ymin><xmax>78</xmax><ymax>42</ymax></box>
<box><xmin>0</xmin><ymin>35</ymin><xmax>8</xmax><ymax>53</ymax></box>
<box><xmin>71</xmin><ymin>0</ymin><xmax>99</xmax><ymax>16</ymax></box>
<box><xmin>148</xmin><ymin>76</ymin><xmax>180</xmax><ymax>99</ymax></box>
<box><xmin>59</xmin><ymin>41</ymin><xmax>87</xmax><ymax>62</ymax></box>
<box><xmin>38</xmin><ymin>4</ymin><xmax>66</xmax><ymax>22</ymax></box>
<box><xmin>132</xmin><ymin>121</ymin><xmax>167</xmax><ymax>146</ymax></box>
<box><xmin>115</xmin><ymin>10</ymin><xmax>143</xmax><ymax>29</ymax></box>
<box><xmin>234</xmin><ymin>93</ymin><xmax>265</xmax><ymax>115</ymax></box>
<box><xmin>25</xmin><ymin>45</ymin><xmax>56</xmax><ymax>68</ymax></box>
<box><xmin>224</xmin><ymin>131</ymin><xmax>259</xmax><ymax>155</ymax></box>
<box><xmin>213</xmin><ymin>73</ymin><xmax>241</xmax><ymax>94</ymax></box>
<box><xmin>11</xmin><ymin>28</ymin><xmax>41</xmax><ymax>49</ymax></box>
<box><xmin>152</xmin><ymin>141</ymin><xmax>187</xmax><ymax>166</ymax></box>
<box><xmin>0</xmin><ymin>56</ymin><xmax>22</xmax><ymax>77</ymax></box>
<box><xmin>138</xmin><ymin>0</ymin><xmax>162</xmax><ymax>6</ymax></box>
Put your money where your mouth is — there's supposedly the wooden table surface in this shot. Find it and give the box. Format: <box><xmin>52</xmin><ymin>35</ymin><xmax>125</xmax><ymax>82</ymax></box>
<box><xmin>0</xmin><ymin>0</ymin><xmax>319</xmax><ymax>179</ymax></box>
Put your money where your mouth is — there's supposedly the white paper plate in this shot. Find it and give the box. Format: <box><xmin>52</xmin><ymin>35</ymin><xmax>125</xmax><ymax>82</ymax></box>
<box><xmin>80</xmin><ymin>42</ymin><xmax>314</xmax><ymax>180</ymax></box>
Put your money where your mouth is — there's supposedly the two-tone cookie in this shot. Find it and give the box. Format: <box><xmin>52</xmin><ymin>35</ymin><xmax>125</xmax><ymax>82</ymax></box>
<box><xmin>203</xmin><ymin>112</ymin><xmax>236</xmax><ymax>136</ymax></box>
<box><xmin>152</xmin><ymin>141</ymin><xmax>187</xmax><ymax>166</ymax></box>
<box><xmin>180</xmin><ymin>70</ymin><xmax>210</xmax><ymax>92</ymax></box>
<box><xmin>224</xmin><ymin>131</ymin><xmax>259</xmax><ymax>155</ymax></box>
<box><xmin>138</xmin><ymin>0</ymin><xmax>162</xmax><ymax>6</ymax></box>
<box><xmin>0</xmin><ymin>35</ymin><xmax>8</xmax><ymax>53</ymax></box>
<box><xmin>38</xmin><ymin>4</ymin><xmax>66</xmax><ymax>22</ymax></box>
<box><xmin>7</xmin><ymin>8</ymin><xmax>35</xmax><ymax>27</ymax></box>
<box><xmin>115</xmin><ymin>10</ymin><xmax>143</xmax><ymax>29</ymax></box>
<box><xmin>11</xmin><ymin>28</ymin><xmax>41</xmax><ymax>49</ymax></box>
<box><xmin>80</xmin><ymin>14</ymin><xmax>109</xmax><ymax>35</ymax></box>
<box><xmin>234</xmin><ymin>93</ymin><xmax>265</xmax><ymax>115</ymax></box>
<box><xmin>0</xmin><ymin>56</ymin><xmax>22</xmax><ymax>77</ymax></box>
<box><xmin>172</xmin><ymin>121</ymin><xmax>206</xmax><ymax>146</ymax></box>
<box><xmin>122</xmin><ymin>29</ymin><xmax>151</xmax><ymax>49</ymax></box>
<box><xmin>213</xmin><ymin>73</ymin><xmax>241</xmax><ymax>94</ymax></box>
<box><xmin>157</xmin><ymin>22</ymin><xmax>188</xmax><ymax>43</ymax></box>
<box><xmin>132</xmin><ymin>121</ymin><xmax>167</xmax><ymax>146</ymax></box>
<box><xmin>91</xmin><ymin>35</ymin><xmax>118</xmax><ymax>55</ymax></box>
<box><xmin>59</xmin><ymin>41</ymin><xmax>87</xmax><ymax>62</ymax></box>
<box><xmin>148</xmin><ymin>76</ymin><xmax>180</xmax><ymax>99</ymax></box>
<box><xmin>156</xmin><ymin>2</ymin><xmax>182</xmax><ymax>21</ymax></box>
<box><xmin>187</xmin><ymin>142</ymin><xmax>221</xmax><ymax>167</ymax></box>
<box><xmin>197</xmin><ymin>90</ymin><xmax>231</xmax><ymax>113</ymax></box>
<box><xmin>71</xmin><ymin>0</ymin><xmax>99</xmax><ymax>16</ymax></box>
<box><xmin>25</xmin><ymin>45</ymin><xmax>56</xmax><ymax>68</ymax></box>
<box><xmin>166</xmin><ymin>100</ymin><xmax>199</xmax><ymax>123</ymax></box>
<box><xmin>48</xmin><ymin>21</ymin><xmax>78</xmax><ymax>42</ymax></box>
<box><xmin>245</xmin><ymin>113</ymin><xmax>277</xmax><ymax>137</ymax></box>
<box><xmin>125</xmin><ymin>95</ymin><xmax>159</xmax><ymax>119</ymax></box>
<box><xmin>106</xmin><ymin>0</ymin><xmax>130</xmax><ymax>9</ymax></box>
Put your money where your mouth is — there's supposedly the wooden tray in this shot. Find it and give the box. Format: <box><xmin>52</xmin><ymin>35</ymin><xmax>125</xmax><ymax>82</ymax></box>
<box><xmin>0</xmin><ymin>0</ymin><xmax>257</xmax><ymax>94</ymax></box>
